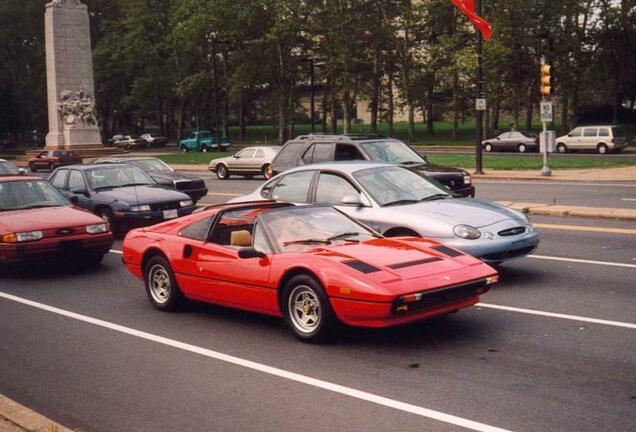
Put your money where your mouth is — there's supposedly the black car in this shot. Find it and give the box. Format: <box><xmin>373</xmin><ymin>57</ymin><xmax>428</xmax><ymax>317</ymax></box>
<box><xmin>48</xmin><ymin>164</ymin><xmax>196</xmax><ymax>229</ymax></box>
<box><xmin>93</xmin><ymin>156</ymin><xmax>208</xmax><ymax>203</ymax></box>
<box><xmin>270</xmin><ymin>134</ymin><xmax>475</xmax><ymax>197</ymax></box>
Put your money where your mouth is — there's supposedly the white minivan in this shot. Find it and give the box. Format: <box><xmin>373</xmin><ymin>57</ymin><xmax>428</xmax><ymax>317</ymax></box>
<box><xmin>556</xmin><ymin>125</ymin><xmax>627</xmax><ymax>154</ymax></box>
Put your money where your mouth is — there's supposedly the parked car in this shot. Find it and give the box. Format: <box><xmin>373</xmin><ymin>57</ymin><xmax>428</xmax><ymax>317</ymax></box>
<box><xmin>556</xmin><ymin>125</ymin><xmax>627</xmax><ymax>154</ymax></box>
<box><xmin>179</xmin><ymin>130</ymin><xmax>230</xmax><ymax>152</ymax></box>
<box><xmin>48</xmin><ymin>164</ymin><xmax>196</xmax><ymax>230</ymax></box>
<box><xmin>106</xmin><ymin>134</ymin><xmax>125</xmax><ymax>146</ymax></box>
<box><xmin>208</xmin><ymin>146</ymin><xmax>280</xmax><ymax>179</ymax></box>
<box><xmin>140</xmin><ymin>133</ymin><xmax>168</xmax><ymax>147</ymax></box>
<box><xmin>114</xmin><ymin>135</ymin><xmax>148</xmax><ymax>150</ymax></box>
<box><xmin>93</xmin><ymin>156</ymin><xmax>208</xmax><ymax>203</ymax></box>
<box><xmin>0</xmin><ymin>176</ymin><xmax>113</xmax><ymax>268</ymax></box>
<box><xmin>28</xmin><ymin>150</ymin><xmax>82</xmax><ymax>172</ymax></box>
<box><xmin>232</xmin><ymin>163</ymin><xmax>539</xmax><ymax>263</ymax></box>
<box><xmin>0</xmin><ymin>159</ymin><xmax>25</xmax><ymax>176</ymax></box>
<box><xmin>270</xmin><ymin>134</ymin><xmax>474</xmax><ymax>197</ymax></box>
<box><xmin>122</xmin><ymin>201</ymin><xmax>498</xmax><ymax>342</ymax></box>
<box><xmin>482</xmin><ymin>131</ymin><xmax>539</xmax><ymax>153</ymax></box>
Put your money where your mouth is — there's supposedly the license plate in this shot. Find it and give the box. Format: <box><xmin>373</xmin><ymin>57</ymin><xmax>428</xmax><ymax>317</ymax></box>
<box><xmin>163</xmin><ymin>209</ymin><xmax>178</xmax><ymax>219</ymax></box>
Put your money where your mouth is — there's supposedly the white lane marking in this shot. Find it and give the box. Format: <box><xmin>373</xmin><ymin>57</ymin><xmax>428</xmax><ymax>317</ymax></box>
<box><xmin>529</xmin><ymin>254</ymin><xmax>636</xmax><ymax>269</ymax></box>
<box><xmin>621</xmin><ymin>198</ymin><xmax>636</xmax><ymax>202</ymax></box>
<box><xmin>0</xmin><ymin>292</ymin><xmax>513</xmax><ymax>432</ymax></box>
<box><xmin>477</xmin><ymin>303</ymin><xmax>636</xmax><ymax>330</ymax></box>
<box><xmin>474</xmin><ymin>180</ymin><xmax>636</xmax><ymax>188</ymax></box>
<box><xmin>109</xmin><ymin>249</ymin><xmax>123</xmax><ymax>255</ymax></box>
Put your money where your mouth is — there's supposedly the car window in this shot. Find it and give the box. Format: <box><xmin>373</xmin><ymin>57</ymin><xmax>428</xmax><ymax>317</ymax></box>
<box><xmin>208</xmin><ymin>207</ymin><xmax>269</xmax><ymax>248</ymax></box>
<box><xmin>500</xmin><ymin>133</ymin><xmax>511</xmax><ymax>139</ymax></box>
<box><xmin>275</xmin><ymin>142</ymin><xmax>305</xmax><ymax>165</ymax></box>
<box><xmin>0</xmin><ymin>180</ymin><xmax>69</xmax><ymax>211</ymax></box>
<box><xmin>50</xmin><ymin>169</ymin><xmax>69</xmax><ymax>188</ymax></box>
<box><xmin>0</xmin><ymin>161</ymin><xmax>19</xmax><ymax>175</ymax></box>
<box><xmin>237</xmin><ymin>149</ymin><xmax>256</xmax><ymax>159</ymax></box>
<box><xmin>255</xmin><ymin>149</ymin><xmax>265</xmax><ymax>158</ymax></box>
<box><xmin>68</xmin><ymin>170</ymin><xmax>86</xmax><ymax>192</ymax></box>
<box><xmin>315</xmin><ymin>173</ymin><xmax>360</xmax><ymax>204</ymax></box>
<box><xmin>598</xmin><ymin>128</ymin><xmax>610</xmax><ymax>137</ymax></box>
<box><xmin>53</xmin><ymin>151</ymin><xmax>62</xmax><ymax>157</ymax></box>
<box><xmin>252</xmin><ymin>223</ymin><xmax>272</xmax><ymax>254</ymax></box>
<box><xmin>38</xmin><ymin>151</ymin><xmax>48</xmax><ymax>158</ymax></box>
<box><xmin>583</xmin><ymin>128</ymin><xmax>597</xmax><ymax>137</ymax></box>
<box><xmin>311</xmin><ymin>143</ymin><xmax>335</xmax><ymax>163</ymax></box>
<box><xmin>334</xmin><ymin>144</ymin><xmax>364</xmax><ymax>161</ymax></box>
<box><xmin>271</xmin><ymin>170</ymin><xmax>315</xmax><ymax>203</ymax></box>
<box><xmin>180</xmin><ymin>217</ymin><xmax>211</xmax><ymax>241</ymax></box>
<box><xmin>569</xmin><ymin>128</ymin><xmax>582</xmax><ymax>137</ymax></box>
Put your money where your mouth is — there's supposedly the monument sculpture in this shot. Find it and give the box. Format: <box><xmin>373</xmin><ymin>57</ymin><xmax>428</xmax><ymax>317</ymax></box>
<box><xmin>44</xmin><ymin>0</ymin><xmax>103</xmax><ymax>150</ymax></box>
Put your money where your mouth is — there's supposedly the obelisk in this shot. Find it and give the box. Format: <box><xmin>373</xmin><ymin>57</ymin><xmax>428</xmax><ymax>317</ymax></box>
<box><xmin>45</xmin><ymin>0</ymin><xmax>102</xmax><ymax>150</ymax></box>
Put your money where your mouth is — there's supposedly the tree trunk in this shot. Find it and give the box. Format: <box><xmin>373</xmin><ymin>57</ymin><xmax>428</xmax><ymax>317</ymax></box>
<box><xmin>485</xmin><ymin>106</ymin><xmax>491</xmax><ymax>138</ymax></box>
<box><xmin>452</xmin><ymin>72</ymin><xmax>459</xmax><ymax>140</ymax></box>
<box><xmin>525</xmin><ymin>86</ymin><xmax>534</xmax><ymax>130</ymax></box>
<box><xmin>407</xmin><ymin>104</ymin><xmax>415</xmax><ymax>143</ymax></box>
<box><xmin>330</xmin><ymin>90</ymin><xmax>338</xmax><ymax>134</ymax></box>
<box><xmin>561</xmin><ymin>92</ymin><xmax>569</xmax><ymax>132</ymax></box>
<box><xmin>238</xmin><ymin>97</ymin><xmax>246</xmax><ymax>142</ymax></box>
<box><xmin>176</xmin><ymin>98</ymin><xmax>185</xmax><ymax>143</ymax></box>
<box><xmin>491</xmin><ymin>97</ymin><xmax>500</xmax><ymax>133</ymax></box>
<box><xmin>387</xmin><ymin>74</ymin><xmax>394</xmax><ymax>137</ymax></box>
<box><xmin>370</xmin><ymin>52</ymin><xmax>380</xmax><ymax>133</ymax></box>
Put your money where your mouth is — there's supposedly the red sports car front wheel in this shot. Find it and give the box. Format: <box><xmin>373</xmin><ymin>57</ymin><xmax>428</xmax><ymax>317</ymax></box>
<box><xmin>144</xmin><ymin>255</ymin><xmax>183</xmax><ymax>312</ymax></box>
<box><xmin>282</xmin><ymin>274</ymin><xmax>336</xmax><ymax>343</ymax></box>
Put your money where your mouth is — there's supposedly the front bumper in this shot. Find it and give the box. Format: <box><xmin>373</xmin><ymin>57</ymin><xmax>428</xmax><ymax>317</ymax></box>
<box><xmin>113</xmin><ymin>206</ymin><xmax>196</xmax><ymax>226</ymax></box>
<box><xmin>0</xmin><ymin>233</ymin><xmax>113</xmax><ymax>264</ymax></box>
<box><xmin>442</xmin><ymin>228</ymin><xmax>540</xmax><ymax>263</ymax></box>
<box><xmin>180</xmin><ymin>187</ymin><xmax>208</xmax><ymax>202</ymax></box>
<box><xmin>451</xmin><ymin>185</ymin><xmax>475</xmax><ymax>198</ymax></box>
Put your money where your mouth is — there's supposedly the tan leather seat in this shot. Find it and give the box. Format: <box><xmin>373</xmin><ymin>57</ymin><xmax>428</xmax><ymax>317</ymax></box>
<box><xmin>230</xmin><ymin>230</ymin><xmax>252</xmax><ymax>247</ymax></box>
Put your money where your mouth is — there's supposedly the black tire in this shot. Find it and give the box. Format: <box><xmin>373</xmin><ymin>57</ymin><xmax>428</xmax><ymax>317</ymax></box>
<box><xmin>144</xmin><ymin>255</ymin><xmax>183</xmax><ymax>312</ymax></box>
<box><xmin>29</xmin><ymin>163</ymin><xmax>37</xmax><ymax>173</ymax></box>
<box><xmin>79</xmin><ymin>252</ymin><xmax>104</xmax><ymax>269</ymax></box>
<box><xmin>484</xmin><ymin>143</ymin><xmax>493</xmax><ymax>152</ymax></box>
<box><xmin>517</xmin><ymin>143</ymin><xmax>527</xmax><ymax>153</ymax></box>
<box><xmin>244</xmin><ymin>174</ymin><xmax>254</xmax><ymax>179</ymax></box>
<box><xmin>556</xmin><ymin>143</ymin><xmax>567</xmax><ymax>154</ymax></box>
<box><xmin>597</xmin><ymin>143</ymin><xmax>609</xmax><ymax>154</ymax></box>
<box><xmin>216</xmin><ymin>164</ymin><xmax>230</xmax><ymax>180</ymax></box>
<box><xmin>282</xmin><ymin>274</ymin><xmax>336</xmax><ymax>343</ymax></box>
<box><xmin>180</xmin><ymin>146</ymin><xmax>189</xmax><ymax>153</ymax></box>
<box><xmin>95</xmin><ymin>207</ymin><xmax>116</xmax><ymax>231</ymax></box>
<box><xmin>201</xmin><ymin>146</ymin><xmax>209</xmax><ymax>153</ymax></box>
<box><xmin>262</xmin><ymin>164</ymin><xmax>272</xmax><ymax>178</ymax></box>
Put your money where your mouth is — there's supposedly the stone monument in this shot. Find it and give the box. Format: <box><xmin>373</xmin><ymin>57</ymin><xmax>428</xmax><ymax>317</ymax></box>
<box><xmin>44</xmin><ymin>0</ymin><xmax>103</xmax><ymax>150</ymax></box>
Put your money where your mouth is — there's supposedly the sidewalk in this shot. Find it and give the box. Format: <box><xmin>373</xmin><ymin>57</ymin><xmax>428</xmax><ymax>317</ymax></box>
<box><xmin>474</xmin><ymin>165</ymin><xmax>636</xmax><ymax>182</ymax></box>
<box><xmin>0</xmin><ymin>394</ymin><xmax>73</xmax><ymax>432</ymax></box>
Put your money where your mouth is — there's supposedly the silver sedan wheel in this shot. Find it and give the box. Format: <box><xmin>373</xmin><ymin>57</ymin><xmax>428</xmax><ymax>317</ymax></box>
<box><xmin>288</xmin><ymin>285</ymin><xmax>321</xmax><ymax>334</ymax></box>
<box><xmin>148</xmin><ymin>264</ymin><xmax>171</xmax><ymax>304</ymax></box>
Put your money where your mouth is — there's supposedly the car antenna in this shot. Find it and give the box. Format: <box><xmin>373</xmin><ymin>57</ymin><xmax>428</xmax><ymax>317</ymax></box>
<box><xmin>129</xmin><ymin>164</ymin><xmax>142</xmax><ymax>212</ymax></box>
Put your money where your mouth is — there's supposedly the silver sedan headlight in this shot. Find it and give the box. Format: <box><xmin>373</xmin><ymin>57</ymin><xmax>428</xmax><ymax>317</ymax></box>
<box><xmin>453</xmin><ymin>224</ymin><xmax>481</xmax><ymax>239</ymax></box>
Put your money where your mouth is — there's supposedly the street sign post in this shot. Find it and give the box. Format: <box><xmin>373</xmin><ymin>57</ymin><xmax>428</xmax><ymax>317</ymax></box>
<box><xmin>540</xmin><ymin>101</ymin><xmax>553</xmax><ymax>123</ymax></box>
<box><xmin>475</xmin><ymin>98</ymin><xmax>487</xmax><ymax>111</ymax></box>
<box><xmin>539</xmin><ymin>61</ymin><xmax>553</xmax><ymax>176</ymax></box>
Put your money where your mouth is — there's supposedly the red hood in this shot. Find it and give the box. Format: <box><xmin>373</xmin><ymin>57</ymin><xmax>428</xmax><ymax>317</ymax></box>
<box><xmin>316</xmin><ymin>238</ymin><xmax>467</xmax><ymax>280</ymax></box>
<box><xmin>0</xmin><ymin>206</ymin><xmax>103</xmax><ymax>233</ymax></box>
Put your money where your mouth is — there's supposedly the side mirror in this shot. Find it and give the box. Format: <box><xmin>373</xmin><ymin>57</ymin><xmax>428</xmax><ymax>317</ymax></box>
<box><xmin>567</xmin><ymin>134</ymin><xmax>573</xmax><ymax>137</ymax></box>
<box><xmin>238</xmin><ymin>247</ymin><xmax>266</xmax><ymax>259</ymax></box>
<box><xmin>233</xmin><ymin>154</ymin><xmax>240</xmax><ymax>159</ymax></box>
<box><xmin>68</xmin><ymin>195</ymin><xmax>80</xmax><ymax>204</ymax></box>
<box><xmin>72</xmin><ymin>189</ymin><xmax>89</xmax><ymax>198</ymax></box>
<box><xmin>18</xmin><ymin>168</ymin><xmax>26</xmax><ymax>175</ymax></box>
<box><xmin>341</xmin><ymin>195</ymin><xmax>364</xmax><ymax>207</ymax></box>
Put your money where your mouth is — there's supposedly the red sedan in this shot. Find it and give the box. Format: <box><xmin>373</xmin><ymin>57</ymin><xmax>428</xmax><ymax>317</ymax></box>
<box><xmin>28</xmin><ymin>150</ymin><xmax>82</xmax><ymax>172</ymax></box>
<box><xmin>122</xmin><ymin>202</ymin><xmax>498</xmax><ymax>343</ymax></box>
<box><xmin>0</xmin><ymin>176</ymin><xmax>113</xmax><ymax>268</ymax></box>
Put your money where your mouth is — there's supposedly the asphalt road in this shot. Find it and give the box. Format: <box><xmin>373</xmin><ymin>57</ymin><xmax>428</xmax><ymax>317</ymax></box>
<box><xmin>1</xmin><ymin>186</ymin><xmax>635</xmax><ymax>432</ymax></box>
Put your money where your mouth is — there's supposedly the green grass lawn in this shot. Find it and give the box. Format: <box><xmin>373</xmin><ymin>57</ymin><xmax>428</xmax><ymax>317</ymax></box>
<box><xmin>428</xmin><ymin>154</ymin><xmax>635</xmax><ymax>170</ymax></box>
<box><xmin>157</xmin><ymin>151</ymin><xmax>231</xmax><ymax>165</ymax></box>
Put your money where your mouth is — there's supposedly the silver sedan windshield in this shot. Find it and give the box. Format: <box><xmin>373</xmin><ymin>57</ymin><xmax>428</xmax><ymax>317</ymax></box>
<box><xmin>354</xmin><ymin>166</ymin><xmax>451</xmax><ymax>206</ymax></box>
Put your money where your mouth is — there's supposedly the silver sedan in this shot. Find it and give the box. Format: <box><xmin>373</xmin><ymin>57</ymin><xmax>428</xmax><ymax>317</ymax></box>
<box><xmin>208</xmin><ymin>146</ymin><xmax>280</xmax><ymax>179</ymax></box>
<box><xmin>231</xmin><ymin>162</ymin><xmax>539</xmax><ymax>263</ymax></box>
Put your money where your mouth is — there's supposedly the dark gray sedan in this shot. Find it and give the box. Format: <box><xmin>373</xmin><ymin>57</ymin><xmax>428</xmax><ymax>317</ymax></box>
<box><xmin>48</xmin><ymin>164</ymin><xmax>196</xmax><ymax>230</ymax></box>
<box><xmin>482</xmin><ymin>131</ymin><xmax>539</xmax><ymax>153</ymax></box>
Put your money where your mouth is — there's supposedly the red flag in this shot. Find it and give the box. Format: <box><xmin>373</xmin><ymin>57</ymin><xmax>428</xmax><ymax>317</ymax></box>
<box><xmin>450</xmin><ymin>0</ymin><xmax>493</xmax><ymax>40</ymax></box>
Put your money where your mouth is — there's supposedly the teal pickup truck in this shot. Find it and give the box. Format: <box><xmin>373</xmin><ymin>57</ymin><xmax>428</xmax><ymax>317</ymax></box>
<box><xmin>178</xmin><ymin>130</ymin><xmax>230</xmax><ymax>152</ymax></box>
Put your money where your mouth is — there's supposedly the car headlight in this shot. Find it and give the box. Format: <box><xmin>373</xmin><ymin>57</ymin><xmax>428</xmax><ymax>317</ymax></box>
<box><xmin>1</xmin><ymin>231</ymin><xmax>44</xmax><ymax>243</ymax></box>
<box><xmin>180</xmin><ymin>200</ymin><xmax>193</xmax><ymax>207</ymax></box>
<box><xmin>130</xmin><ymin>205</ymin><xmax>151</xmax><ymax>212</ymax></box>
<box><xmin>463</xmin><ymin>174</ymin><xmax>471</xmax><ymax>185</ymax></box>
<box><xmin>453</xmin><ymin>224</ymin><xmax>481</xmax><ymax>239</ymax></box>
<box><xmin>86</xmin><ymin>223</ymin><xmax>108</xmax><ymax>234</ymax></box>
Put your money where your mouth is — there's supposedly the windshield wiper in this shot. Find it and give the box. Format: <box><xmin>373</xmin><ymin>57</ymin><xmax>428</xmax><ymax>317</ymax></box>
<box><xmin>400</xmin><ymin>161</ymin><xmax>425</xmax><ymax>165</ymax></box>
<box><xmin>283</xmin><ymin>238</ymin><xmax>331</xmax><ymax>246</ymax></box>
<box><xmin>121</xmin><ymin>183</ymin><xmax>150</xmax><ymax>187</ymax></box>
<box><xmin>13</xmin><ymin>204</ymin><xmax>62</xmax><ymax>210</ymax></box>
<box><xmin>420</xmin><ymin>194</ymin><xmax>451</xmax><ymax>201</ymax></box>
<box><xmin>326</xmin><ymin>232</ymin><xmax>361</xmax><ymax>243</ymax></box>
<box><xmin>383</xmin><ymin>199</ymin><xmax>420</xmax><ymax>207</ymax></box>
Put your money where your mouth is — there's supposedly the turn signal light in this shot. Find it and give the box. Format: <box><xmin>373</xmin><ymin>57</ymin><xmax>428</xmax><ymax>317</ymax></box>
<box><xmin>1</xmin><ymin>233</ymin><xmax>18</xmax><ymax>243</ymax></box>
<box><xmin>486</xmin><ymin>275</ymin><xmax>499</xmax><ymax>285</ymax></box>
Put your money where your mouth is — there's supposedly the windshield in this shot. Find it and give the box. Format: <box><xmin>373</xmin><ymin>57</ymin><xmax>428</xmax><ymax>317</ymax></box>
<box><xmin>86</xmin><ymin>166</ymin><xmax>154</xmax><ymax>190</ymax></box>
<box><xmin>0</xmin><ymin>161</ymin><xmax>19</xmax><ymax>175</ymax></box>
<box><xmin>354</xmin><ymin>166</ymin><xmax>452</xmax><ymax>206</ymax></box>
<box><xmin>360</xmin><ymin>140</ymin><xmax>426</xmax><ymax>164</ymax></box>
<box><xmin>261</xmin><ymin>206</ymin><xmax>378</xmax><ymax>253</ymax></box>
<box><xmin>130</xmin><ymin>159</ymin><xmax>172</xmax><ymax>173</ymax></box>
<box><xmin>0</xmin><ymin>180</ymin><xmax>69</xmax><ymax>211</ymax></box>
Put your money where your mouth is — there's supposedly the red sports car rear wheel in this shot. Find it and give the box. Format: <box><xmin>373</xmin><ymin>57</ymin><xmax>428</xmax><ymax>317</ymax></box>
<box><xmin>144</xmin><ymin>255</ymin><xmax>183</xmax><ymax>311</ymax></box>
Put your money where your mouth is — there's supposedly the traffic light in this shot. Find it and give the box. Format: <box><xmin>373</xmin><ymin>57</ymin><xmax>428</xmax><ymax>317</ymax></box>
<box><xmin>540</xmin><ymin>64</ymin><xmax>553</xmax><ymax>97</ymax></box>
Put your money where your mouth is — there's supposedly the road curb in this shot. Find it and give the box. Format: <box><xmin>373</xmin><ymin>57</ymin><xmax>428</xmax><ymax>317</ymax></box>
<box><xmin>497</xmin><ymin>201</ymin><xmax>636</xmax><ymax>221</ymax></box>
<box><xmin>0</xmin><ymin>394</ymin><xmax>75</xmax><ymax>432</ymax></box>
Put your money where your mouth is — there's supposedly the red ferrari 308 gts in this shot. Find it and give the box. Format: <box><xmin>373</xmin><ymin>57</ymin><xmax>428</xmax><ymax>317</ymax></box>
<box><xmin>122</xmin><ymin>201</ymin><xmax>498</xmax><ymax>342</ymax></box>
<box><xmin>0</xmin><ymin>176</ymin><xmax>113</xmax><ymax>268</ymax></box>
